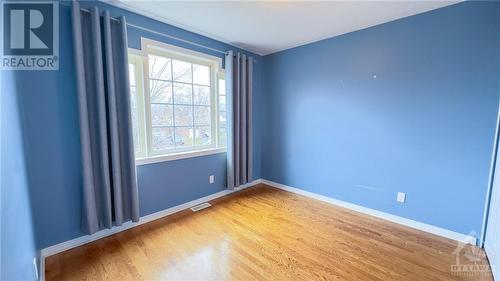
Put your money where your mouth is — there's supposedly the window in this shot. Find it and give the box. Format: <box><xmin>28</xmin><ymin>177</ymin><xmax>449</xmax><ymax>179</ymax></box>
<box><xmin>128</xmin><ymin>40</ymin><xmax>226</xmax><ymax>165</ymax></box>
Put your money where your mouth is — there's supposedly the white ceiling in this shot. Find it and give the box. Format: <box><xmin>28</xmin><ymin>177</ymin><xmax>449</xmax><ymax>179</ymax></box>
<box><xmin>112</xmin><ymin>1</ymin><xmax>458</xmax><ymax>56</ymax></box>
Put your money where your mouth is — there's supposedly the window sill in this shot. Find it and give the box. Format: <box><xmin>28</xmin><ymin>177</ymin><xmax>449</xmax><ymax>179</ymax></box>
<box><xmin>135</xmin><ymin>147</ymin><xmax>226</xmax><ymax>166</ymax></box>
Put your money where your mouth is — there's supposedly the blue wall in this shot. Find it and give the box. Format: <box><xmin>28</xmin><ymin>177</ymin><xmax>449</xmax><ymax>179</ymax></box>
<box><xmin>1</xmin><ymin>72</ymin><xmax>38</xmax><ymax>280</ymax></box>
<box><xmin>262</xmin><ymin>1</ymin><xmax>500</xmax><ymax>238</ymax></box>
<box><xmin>14</xmin><ymin>1</ymin><xmax>263</xmax><ymax>249</ymax></box>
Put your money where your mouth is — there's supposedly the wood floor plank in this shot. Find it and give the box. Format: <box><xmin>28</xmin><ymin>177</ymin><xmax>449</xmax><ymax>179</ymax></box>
<box><xmin>45</xmin><ymin>184</ymin><xmax>494</xmax><ymax>281</ymax></box>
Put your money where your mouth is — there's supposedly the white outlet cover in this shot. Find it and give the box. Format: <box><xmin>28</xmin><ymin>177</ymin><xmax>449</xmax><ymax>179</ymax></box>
<box><xmin>397</xmin><ymin>192</ymin><xmax>406</xmax><ymax>203</ymax></box>
<box><xmin>209</xmin><ymin>175</ymin><xmax>215</xmax><ymax>184</ymax></box>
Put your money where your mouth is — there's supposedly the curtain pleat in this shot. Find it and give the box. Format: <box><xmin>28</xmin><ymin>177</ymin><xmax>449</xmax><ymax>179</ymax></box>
<box><xmin>241</xmin><ymin>55</ymin><xmax>247</xmax><ymax>184</ymax></box>
<box><xmin>226</xmin><ymin>51</ymin><xmax>253</xmax><ymax>189</ymax></box>
<box><xmin>90</xmin><ymin>7</ymin><xmax>113</xmax><ymax>229</ymax></box>
<box><xmin>72</xmin><ymin>1</ymin><xmax>139</xmax><ymax>234</ymax></box>
<box><xmin>234</xmin><ymin>53</ymin><xmax>241</xmax><ymax>186</ymax></box>
<box><xmin>247</xmin><ymin>60</ymin><xmax>253</xmax><ymax>182</ymax></box>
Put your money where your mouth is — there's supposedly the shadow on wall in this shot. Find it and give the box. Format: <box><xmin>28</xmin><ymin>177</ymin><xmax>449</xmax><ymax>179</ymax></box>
<box><xmin>1</xmin><ymin>71</ymin><xmax>39</xmax><ymax>280</ymax></box>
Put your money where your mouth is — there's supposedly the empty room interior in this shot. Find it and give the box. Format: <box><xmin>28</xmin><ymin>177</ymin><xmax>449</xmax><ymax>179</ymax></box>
<box><xmin>2</xmin><ymin>0</ymin><xmax>500</xmax><ymax>280</ymax></box>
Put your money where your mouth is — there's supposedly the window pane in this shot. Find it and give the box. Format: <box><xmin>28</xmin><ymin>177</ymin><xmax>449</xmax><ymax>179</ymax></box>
<box><xmin>218</xmin><ymin>125</ymin><xmax>227</xmax><ymax>148</ymax></box>
<box><xmin>172</xmin><ymin>60</ymin><xmax>192</xmax><ymax>83</ymax></box>
<box><xmin>193</xmin><ymin>85</ymin><xmax>210</xmax><ymax>105</ymax></box>
<box><xmin>194</xmin><ymin>106</ymin><xmax>210</xmax><ymax>126</ymax></box>
<box><xmin>175</xmin><ymin>127</ymin><xmax>193</xmax><ymax>147</ymax></box>
<box><xmin>195</xmin><ymin>126</ymin><xmax>211</xmax><ymax>146</ymax></box>
<box><xmin>218</xmin><ymin>95</ymin><xmax>226</xmax><ymax>111</ymax></box>
<box><xmin>174</xmin><ymin>105</ymin><xmax>193</xmax><ymax>126</ymax></box>
<box><xmin>149</xmin><ymin>55</ymin><xmax>172</xmax><ymax>80</ymax></box>
<box><xmin>150</xmin><ymin>80</ymin><xmax>172</xmax><ymax>103</ymax></box>
<box><xmin>173</xmin><ymin>83</ymin><xmax>192</xmax><ymax>104</ymax></box>
<box><xmin>152</xmin><ymin>127</ymin><xmax>174</xmax><ymax>151</ymax></box>
<box><xmin>151</xmin><ymin>104</ymin><xmax>173</xmax><ymax>126</ymax></box>
<box><xmin>218</xmin><ymin>78</ymin><xmax>225</xmax><ymax>95</ymax></box>
<box><xmin>130</xmin><ymin>86</ymin><xmax>139</xmax><ymax>153</ymax></box>
<box><xmin>193</xmin><ymin>64</ymin><xmax>210</xmax><ymax>86</ymax></box>
<box><xmin>219</xmin><ymin>111</ymin><xmax>227</xmax><ymax>124</ymax></box>
<box><xmin>218</xmin><ymin>77</ymin><xmax>226</xmax><ymax>148</ymax></box>
<box><xmin>129</xmin><ymin>64</ymin><xmax>136</xmax><ymax>86</ymax></box>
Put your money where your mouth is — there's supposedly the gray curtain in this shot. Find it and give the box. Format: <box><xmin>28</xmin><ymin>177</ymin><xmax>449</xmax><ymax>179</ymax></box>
<box><xmin>71</xmin><ymin>2</ymin><xmax>139</xmax><ymax>234</ymax></box>
<box><xmin>225</xmin><ymin>51</ymin><xmax>253</xmax><ymax>189</ymax></box>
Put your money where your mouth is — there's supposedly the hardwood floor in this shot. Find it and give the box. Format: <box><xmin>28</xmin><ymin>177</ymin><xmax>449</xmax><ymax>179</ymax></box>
<box><xmin>46</xmin><ymin>184</ymin><xmax>493</xmax><ymax>281</ymax></box>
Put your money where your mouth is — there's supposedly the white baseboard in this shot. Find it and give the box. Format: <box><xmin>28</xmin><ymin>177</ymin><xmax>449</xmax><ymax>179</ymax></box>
<box><xmin>261</xmin><ymin>179</ymin><xmax>477</xmax><ymax>246</ymax></box>
<box><xmin>39</xmin><ymin>179</ymin><xmax>261</xmax><ymax>281</ymax></box>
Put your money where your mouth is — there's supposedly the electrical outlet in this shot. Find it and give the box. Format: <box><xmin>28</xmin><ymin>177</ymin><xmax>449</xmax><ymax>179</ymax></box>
<box><xmin>397</xmin><ymin>192</ymin><xmax>406</xmax><ymax>203</ymax></box>
<box><xmin>33</xmin><ymin>257</ymin><xmax>38</xmax><ymax>280</ymax></box>
<box><xmin>209</xmin><ymin>175</ymin><xmax>215</xmax><ymax>184</ymax></box>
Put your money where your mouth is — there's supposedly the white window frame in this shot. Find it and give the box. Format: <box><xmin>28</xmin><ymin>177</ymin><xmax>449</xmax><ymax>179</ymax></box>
<box><xmin>217</xmin><ymin>72</ymin><xmax>227</xmax><ymax>148</ymax></box>
<box><xmin>128</xmin><ymin>52</ymin><xmax>147</xmax><ymax>158</ymax></box>
<box><xmin>129</xmin><ymin>39</ymin><xmax>227</xmax><ymax>165</ymax></box>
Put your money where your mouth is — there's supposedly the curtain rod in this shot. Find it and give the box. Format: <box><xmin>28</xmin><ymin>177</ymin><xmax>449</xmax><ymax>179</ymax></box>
<box><xmin>61</xmin><ymin>2</ymin><xmax>257</xmax><ymax>62</ymax></box>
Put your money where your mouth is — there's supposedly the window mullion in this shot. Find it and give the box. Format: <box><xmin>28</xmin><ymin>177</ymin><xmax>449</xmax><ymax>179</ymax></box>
<box><xmin>171</xmin><ymin>60</ymin><xmax>176</xmax><ymax>148</ymax></box>
<box><xmin>191</xmin><ymin>63</ymin><xmax>195</xmax><ymax>146</ymax></box>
